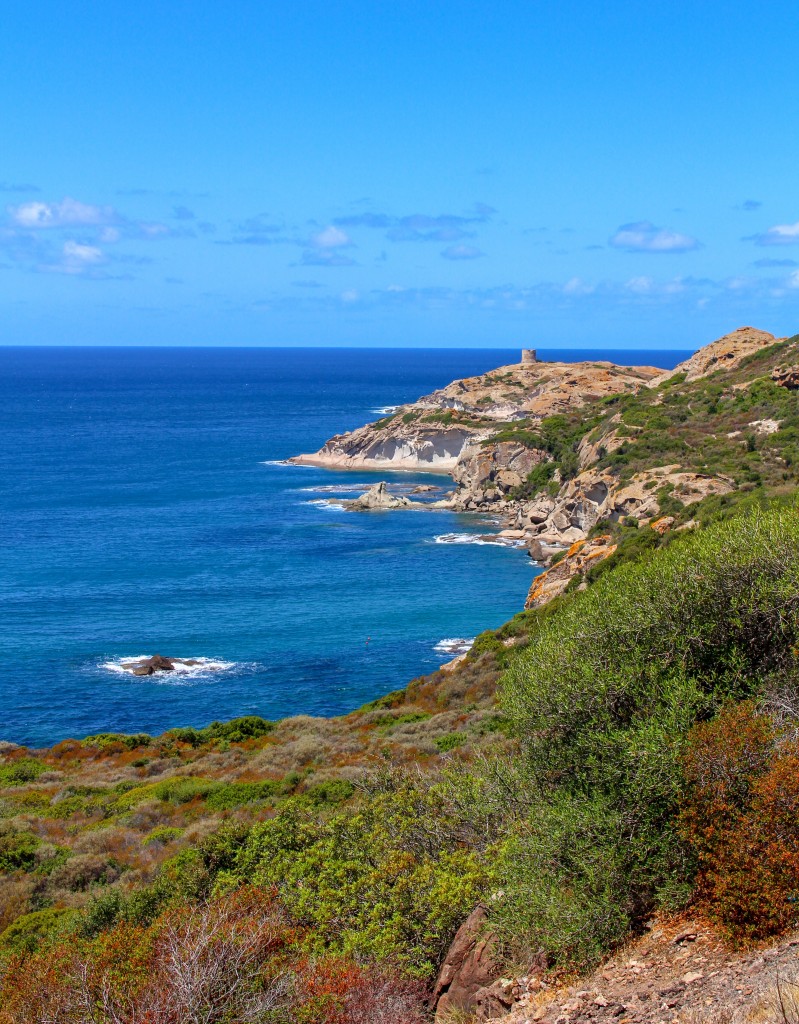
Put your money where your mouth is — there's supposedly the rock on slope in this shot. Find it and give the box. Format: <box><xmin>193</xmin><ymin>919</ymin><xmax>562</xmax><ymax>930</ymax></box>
<box><xmin>653</xmin><ymin>325</ymin><xmax>782</xmax><ymax>384</ymax></box>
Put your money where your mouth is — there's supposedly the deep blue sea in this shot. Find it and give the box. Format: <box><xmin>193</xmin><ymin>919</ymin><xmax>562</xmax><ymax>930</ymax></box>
<box><xmin>0</xmin><ymin>347</ymin><xmax>689</xmax><ymax>747</ymax></box>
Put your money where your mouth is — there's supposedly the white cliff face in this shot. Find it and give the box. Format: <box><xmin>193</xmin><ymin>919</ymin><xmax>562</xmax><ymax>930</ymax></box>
<box><xmin>291</xmin><ymin>422</ymin><xmax>485</xmax><ymax>472</ymax></box>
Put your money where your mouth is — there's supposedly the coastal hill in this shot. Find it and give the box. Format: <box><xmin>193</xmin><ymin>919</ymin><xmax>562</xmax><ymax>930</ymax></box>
<box><xmin>296</xmin><ymin>325</ymin><xmax>798</xmax><ymax>597</ymax></box>
<box><xmin>3</xmin><ymin>326</ymin><xmax>799</xmax><ymax>1022</ymax></box>
<box><xmin>290</xmin><ymin>354</ymin><xmax>663</xmax><ymax>473</ymax></box>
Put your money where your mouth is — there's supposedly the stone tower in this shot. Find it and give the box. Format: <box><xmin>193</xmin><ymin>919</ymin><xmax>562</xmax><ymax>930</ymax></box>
<box><xmin>521</xmin><ymin>348</ymin><xmax>537</xmax><ymax>365</ymax></box>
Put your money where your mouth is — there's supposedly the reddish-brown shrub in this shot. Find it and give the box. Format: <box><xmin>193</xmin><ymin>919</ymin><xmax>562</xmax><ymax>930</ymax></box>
<box><xmin>294</xmin><ymin>957</ymin><xmax>428</xmax><ymax>1024</ymax></box>
<box><xmin>680</xmin><ymin>701</ymin><xmax>799</xmax><ymax>941</ymax></box>
<box><xmin>0</xmin><ymin>887</ymin><xmax>291</xmax><ymax>1024</ymax></box>
<box><xmin>0</xmin><ymin>887</ymin><xmax>427</xmax><ymax>1024</ymax></box>
<box><xmin>680</xmin><ymin>700</ymin><xmax>776</xmax><ymax>867</ymax></box>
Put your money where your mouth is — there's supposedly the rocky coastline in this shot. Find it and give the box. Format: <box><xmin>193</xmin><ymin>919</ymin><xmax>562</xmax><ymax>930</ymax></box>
<box><xmin>294</xmin><ymin>327</ymin><xmax>787</xmax><ymax>606</ymax></box>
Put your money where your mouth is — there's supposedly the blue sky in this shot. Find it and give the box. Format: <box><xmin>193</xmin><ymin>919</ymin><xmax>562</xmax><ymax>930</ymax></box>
<box><xmin>2</xmin><ymin>1</ymin><xmax>799</xmax><ymax>348</ymax></box>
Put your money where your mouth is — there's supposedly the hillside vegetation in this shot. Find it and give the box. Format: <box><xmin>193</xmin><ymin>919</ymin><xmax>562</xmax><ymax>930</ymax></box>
<box><xmin>3</xmin><ymin>332</ymin><xmax>799</xmax><ymax>1022</ymax></box>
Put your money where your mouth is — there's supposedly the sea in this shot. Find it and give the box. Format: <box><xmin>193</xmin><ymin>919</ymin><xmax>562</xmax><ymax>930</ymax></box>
<box><xmin>0</xmin><ymin>346</ymin><xmax>689</xmax><ymax>748</ymax></box>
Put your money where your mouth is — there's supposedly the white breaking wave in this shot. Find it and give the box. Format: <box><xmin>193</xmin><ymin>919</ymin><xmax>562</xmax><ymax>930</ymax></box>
<box><xmin>370</xmin><ymin>405</ymin><xmax>400</xmax><ymax>415</ymax></box>
<box><xmin>100</xmin><ymin>656</ymin><xmax>237</xmax><ymax>680</ymax></box>
<box><xmin>299</xmin><ymin>483</ymin><xmax>372</xmax><ymax>493</ymax></box>
<box><xmin>434</xmin><ymin>637</ymin><xmax>474</xmax><ymax>656</ymax></box>
<box><xmin>259</xmin><ymin>459</ymin><xmax>315</xmax><ymax>468</ymax></box>
<box><xmin>432</xmin><ymin>532</ymin><xmax>521</xmax><ymax>547</ymax></box>
<box><xmin>432</xmin><ymin>531</ymin><xmax>527</xmax><ymax>548</ymax></box>
<box><xmin>304</xmin><ymin>499</ymin><xmax>347</xmax><ymax>511</ymax></box>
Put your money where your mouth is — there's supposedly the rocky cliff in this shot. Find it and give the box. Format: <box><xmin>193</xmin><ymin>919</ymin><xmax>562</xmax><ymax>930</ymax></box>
<box><xmin>289</xmin><ymin>357</ymin><xmax>661</xmax><ymax>472</ymax></box>
<box><xmin>292</xmin><ymin>327</ymin><xmax>797</xmax><ymax>607</ymax></box>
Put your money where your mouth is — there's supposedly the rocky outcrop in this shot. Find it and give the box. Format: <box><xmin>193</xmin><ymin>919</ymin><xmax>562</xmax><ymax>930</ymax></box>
<box><xmin>772</xmin><ymin>364</ymin><xmax>799</xmax><ymax>389</ymax></box>
<box><xmin>525</xmin><ymin>536</ymin><xmax>617</xmax><ymax>609</ymax></box>
<box><xmin>291</xmin><ymin>421</ymin><xmax>483</xmax><ymax>472</ymax></box>
<box><xmin>122</xmin><ymin>655</ymin><xmax>201</xmax><ymax>676</ymax></box>
<box><xmin>472</xmin><ymin>914</ymin><xmax>799</xmax><ymax>1023</ymax></box>
<box><xmin>412</xmin><ymin>360</ymin><xmax>662</xmax><ymax>423</ymax></box>
<box><xmin>653</xmin><ymin>326</ymin><xmax>782</xmax><ymax>385</ymax></box>
<box><xmin>343</xmin><ymin>481</ymin><xmax>419</xmax><ymax>510</ymax></box>
<box><xmin>450</xmin><ymin>442</ymin><xmax>548</xmax><ymax>508</ymax></box>
<box><xmin>432</xmin><ymin>906</ymin><xmax>501</xmax><ymax>1021</ymax></box>
<box><xmin>517</xmin><ymin>466</ymin><xmax>733</xmax><ymax>559</ymax></box>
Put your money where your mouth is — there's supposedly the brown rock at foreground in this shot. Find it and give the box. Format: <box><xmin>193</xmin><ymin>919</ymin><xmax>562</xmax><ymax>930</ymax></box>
<box><xmin>433</xmin><ymin>906</ymin><xmax>501</xmax><ymax>1021</ymax></box>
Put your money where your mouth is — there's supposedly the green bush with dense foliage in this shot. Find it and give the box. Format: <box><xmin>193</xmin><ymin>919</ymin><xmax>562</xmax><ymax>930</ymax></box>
<box><xmin>491</xmin><ymin>506</ymin><xmax>799</xmax><ymax>964</ymax></box>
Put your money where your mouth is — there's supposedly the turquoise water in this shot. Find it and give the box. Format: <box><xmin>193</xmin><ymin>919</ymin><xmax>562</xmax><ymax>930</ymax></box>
<box><xmin>0</xmin><ymin>347</ymin><xmax>687</xmax><ymax>747</ymax></box>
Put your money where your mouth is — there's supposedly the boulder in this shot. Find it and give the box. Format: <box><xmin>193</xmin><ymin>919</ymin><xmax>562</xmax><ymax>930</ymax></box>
<box><xmin>344</xmin><ymin>481</ymin><xmax>415</xmax><ymax>510</ymax></box>
<box><xmin>525</xmin><ymin>536</ymin><xmax>618</xmax><ymax>610</ymax></box>
<box><xmin>772</xmin><ymin>365</ymin><xmax>799</xmax><ymax>389</ymax></box>
<box><xmin>130</xmin><ymin>654</ymin><xmax>176</xmax><ymax>676</ymax></box>
<box><xmin>432</xmin><ymin>906</ymin><xmax>500</xmax><ymax>1022</ymax></box>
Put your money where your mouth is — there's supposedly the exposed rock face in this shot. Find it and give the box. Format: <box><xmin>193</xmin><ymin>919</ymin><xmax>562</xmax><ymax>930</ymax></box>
<box><xmin>772</xmin><ymin>364</ymin><xmax>799</xmax><ymax>389</ymax></box>
<box><xmin>525</xmin><ymin>536</ymin><xmax>618</xmax><ymax>609</ymax></box>
<box><xmin>451</xmin><ymin>442</ymin><xmax>548</xmax><ymax>508</ymax></box>
<box><xmin>653</xmin><ymin>326</ymin><xmax>782</xmax><ymax>385</ymax></box>
<box><xmin>291</xmin><ymin>422</ymin><xmax>481</xmax><ymax>472</ymax></box>
<box><xmin>518</xmin><ymin>466</ymin><xmax>733</xmax><ymax>562</ymax></box>
<box><xmin>291</xmin><ymin>358</ymin><xmax>661</xmax><ymax>473</ymax></box>
<box><xmin>412</xmin><ymin>359</ymin><xmax>662</xmax><ymax>422</ymax></box>
<box><xmin>343</xmin><ymin>481</ymin><xmax>417</xmax><ymax>510</ymax></box>
<box><xmin>432</xmin><ymin>906</ymin><xmax>501</xmax><ymax>1022</ymax></box>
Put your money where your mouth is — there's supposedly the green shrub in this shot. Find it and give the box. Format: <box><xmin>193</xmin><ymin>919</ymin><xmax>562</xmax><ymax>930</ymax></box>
<box><xmin>144</xmin><ymin>825</ymin><xmax>184</xmax><ymax>845</ymax></box>
<box><xmin>0</xmin><ymin>758</ymin><xmax>47</xmax><ymax>786</ymax></box>
<box><xmin>151</xmin><ymin>776</ymin><xmax>218</xmax><ymax>805</ymax></box>
<box><xmin>497</xmin><ymin>507</ymin><xmax>799</xmax><ymax>965</ymax></box>
<box><xmin>301</xmin><ymin>780</ymin><xmax>355</xmax><ymax>805</ymax></box>
<box><xmin>81</xmin><ymin>733</ymin><xmax>151</xmax><ymax>751</ymax></box>
<box><xmin>167</xmin><ymin>716</ymin><xmax>274</xmax><ymax>748</ymax></box>
<box><xmin>205</xmin><ymin>780</ymin><xmax>280</xmax><ymax>810</ymax></box>
<box><xmin>234</xmin><ymin>784</ymin><xmax>490</xmax><ymax>976</ymax></box>
<box><xmin>0</xmin><ymin>907</ymin><xmax>76</xmax><ymax>955</ymax></box>
<box><xmin>0</xmin><ymin>824</ymin><xmax>41</xmax><ymax>872</ymax></box>
<box><xmin>435</xmin><ymin>733</ymin><xmax>466</xmax><ymax>753</ymax></box>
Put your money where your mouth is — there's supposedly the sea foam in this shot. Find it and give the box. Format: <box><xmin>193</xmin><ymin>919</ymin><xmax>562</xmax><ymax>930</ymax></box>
<box><xmin>434</xmin><ymin>637</ymin><xmax>474</xmax><ymax>656</ymax></box>
<box><xmin>433</xmin><ymin>532</ymin><xmax>523</xmax><ymax>547</ymax></box>
<box><xmin>100</xmin><ymin>656</ymin><xmax>238</xmax><ymax>681</ymax></box>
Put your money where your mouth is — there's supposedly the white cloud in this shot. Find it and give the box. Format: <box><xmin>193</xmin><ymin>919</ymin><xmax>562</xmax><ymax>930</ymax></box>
<box><xmin>39</xmin><ymin>239</ymin><xmax>105</xmax><ymax>275</ymax></box>
<box><xmin>609</xmin><ymin>221</ymin><xmax>700</xmax><ymax>253</ymax></box>
<box><xmin>311</xmin><ymin>225</ymin><xmax>352</xmax><ymax>249</ymax></box>
<box><xmin>563</xmin><ymin>276</ymin><xmax>594</xmax><ymax>295</ymax></box>
<box><xmin>625</xmin><ymin>275</ymin><xmax>654</xmax><ymax>294</ymax></box>
<box><xmin>9</xmin><ymin>196</ymin><xmax>113</xmax><ymax>229</ymax></box>
<box><xmin>751</xmin><ymin>221</ymin><xmax>799</xmax><ymax>246</ymax></box>
<box><xmin>441</xmin><ymin>243</ymin><xmax>484</xmax><ymax>260</ymax></box>
<box><xmin>787</xmin><ymin>270</ymin><xmax>799</xmax><ymax>289</ymax></box>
